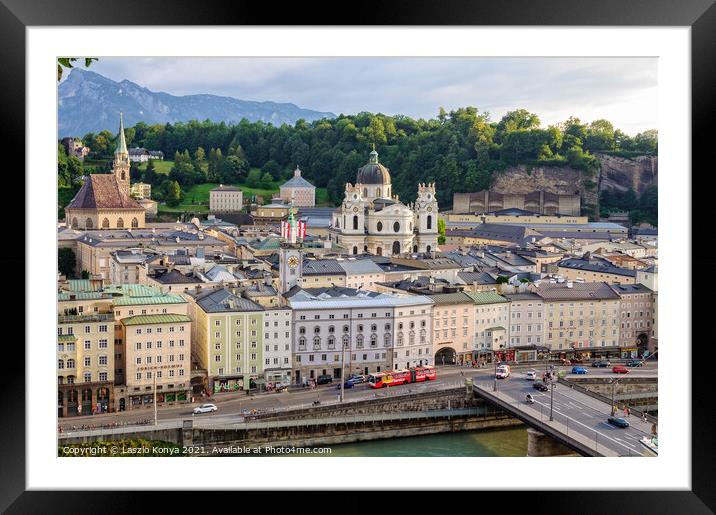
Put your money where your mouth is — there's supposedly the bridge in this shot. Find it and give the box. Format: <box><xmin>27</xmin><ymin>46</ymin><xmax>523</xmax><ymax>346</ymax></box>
<box><xmin>471</xmin><ymin>376</ymin><xmax>657</xmax><ymax>457</ymax></box>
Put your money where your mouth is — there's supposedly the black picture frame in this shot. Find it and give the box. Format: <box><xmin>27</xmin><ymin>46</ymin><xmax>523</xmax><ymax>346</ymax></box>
<box><xmin>3</xmin><ymin>0</ymin><xmax>713</xmax><ymax>512</ymax></box>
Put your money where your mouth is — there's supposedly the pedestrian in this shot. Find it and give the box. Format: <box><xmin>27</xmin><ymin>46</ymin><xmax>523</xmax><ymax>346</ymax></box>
<box><xmin>642</xmin><ymin>411</ymin><xmax>648</xmax><ymax>423</ymax></box>
<box><xmin>626</xmin><ymin>406</ymin><xmax>630</xmax><ymax>417</ymax></box>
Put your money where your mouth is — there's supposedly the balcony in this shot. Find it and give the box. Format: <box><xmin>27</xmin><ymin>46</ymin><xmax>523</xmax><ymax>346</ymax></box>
<box><xmin>58</xmin><ymin>313</ymin><xmax>114</xmax><ymax>324</ymax></box>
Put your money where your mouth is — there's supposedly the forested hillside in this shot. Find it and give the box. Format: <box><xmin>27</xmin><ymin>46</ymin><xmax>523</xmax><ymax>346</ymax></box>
<box><xmin>59</xmin><ymin>108</ymin><xmax>657</xmax><ymax>221</ymax></box>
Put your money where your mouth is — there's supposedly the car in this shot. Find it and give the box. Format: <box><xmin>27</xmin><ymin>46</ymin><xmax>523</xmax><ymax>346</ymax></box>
<box><xmin>348</xmin><ymin>374</ymin><xmax>366</xmax><ymax>384</ymax></box>
<box><xmin>612</xmin><ymin>366</ymin><xmax>629</xmax><ymax>374</ymax></box>
<box><xmin>495</xmin><ymin>365</ymin><xmax>511</xmax><ymax>379</ymax></box>
<box><xmin>337</xmin><ymin>380</ymin><xmax>355</xmax><ymax>389</ymax></box>
<box><xmin>626</xmin><ymin>360</ymin><xmax>644</xmax><ymax>367</ymax></box>
<box><xmin>533</xmin><ymin>381</ymin><xmax>549</xmax><ymax>392</ymax></box>
<box><xmin>316</xmin><ymin>375</ymin><xmax>333</xmax><ymax>385</ymax></box>
<box><xmin>607</xmin><ymin>416</ymin><xmax>630</xmax><ymax>428</ymax></box>
<box><xmin>192</xmin><ymin>403</ymin><xmax>218</xmax><ymax>414</ymax></box>
<box><xmin>592</xmin><ymin>360</ymin><xmax>611</xmax><ymax>368</ymax></box>
<box><xmin>525</xmin><ymin>370</ymin><xmax>537</xmax><ymax>380</ymax></box>
<box><xmin>571</xmin><ymin>366</ymin><xmax>588</xmax><ymax>375</ymax></box>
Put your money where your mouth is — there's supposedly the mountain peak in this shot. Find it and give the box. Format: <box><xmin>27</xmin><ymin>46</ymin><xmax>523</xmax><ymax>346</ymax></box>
<box><xmin>58</xmin><ymin>70</ymin><xmax>335</xmax><ymax>138</ymax></box>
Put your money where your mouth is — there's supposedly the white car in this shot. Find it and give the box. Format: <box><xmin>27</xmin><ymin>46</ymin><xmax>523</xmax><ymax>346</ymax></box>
<box><xmin>525</xmin><ymin>370</ymin><xmax>537</xmax><ymax>381</ymax></box>
<box><xmin>193</xmin><ymin>403</ymin><xmax>218</xmax><ymax>414</ymax></box>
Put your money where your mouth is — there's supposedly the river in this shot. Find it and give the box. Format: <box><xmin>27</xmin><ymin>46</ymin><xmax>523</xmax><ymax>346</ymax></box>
<box><xmin>315</xmin><ymin>426</ymin><xmax>530</xmax><ymax>457</ymax></box>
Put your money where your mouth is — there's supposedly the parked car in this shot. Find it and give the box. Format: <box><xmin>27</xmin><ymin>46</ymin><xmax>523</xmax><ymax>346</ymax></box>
<box><xmin>607</xmin><ymin>416</ymin><xmax>630</xmax><ymax>428</ymax></box>
<box><xmin>192</xmin><ymin>403</ymin><xmax>218</xmax><ymax>414</ymax></box>
<box><xmin>337</xmin><ymin>379</ymin><xmax>355</xmax><ymax>389</ymax></box>
<box><xmin>533</xmin><ymin>381</ymin><xmax>549</xmax><ymax>392</ymax></box>
<box><xmin>626</xmin><ymin>360</ymin><xmax>644</xmax><ymax>367</ymax></box>
<box><xmin>316</xmin><ymin>375</ymin><xmax>333</xmax><ymax>385</ymax></box>
<box><xmin>612</xmin><ymin>366</ymin><xmax>629</xmax><ymax>374</ymax></box>
<box><xmin>592</xmin><ymin>360</ymin><xmax>611</xmax><ymax>368</ymax></box>
<box><xmin>525</xmin><ymin>370</ymin><xmax>537</xmax><ymax>380</ymax></box>
<box><xmin>571</xmin><ymin>366</ymin><xmax>588</xmax><ymax>375</ymax></box>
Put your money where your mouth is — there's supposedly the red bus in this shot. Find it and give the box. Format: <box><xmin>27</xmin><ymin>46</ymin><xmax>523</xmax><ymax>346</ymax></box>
<box><xmin>368</xmin><ymin>366</ymin><xmax>437</xmax><ymax>389</ymax></box>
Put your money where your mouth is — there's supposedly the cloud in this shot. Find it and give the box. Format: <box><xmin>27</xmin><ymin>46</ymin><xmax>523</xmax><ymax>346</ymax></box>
<box><xmin>88</xmin><ymin>57</ymin><xmax>657</xmax><ymax>134</ymax></box>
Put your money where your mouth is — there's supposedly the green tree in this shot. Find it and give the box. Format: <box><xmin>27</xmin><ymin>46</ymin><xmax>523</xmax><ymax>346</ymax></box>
<box><xmin>57</xmin><ymin>57</ymin><xmax>98</xmax><ymax>81</ymax></box>
<box><xmin>80</xmin><ymin>270</ymin><xmax>90</xmax><ymax>279</ymax></box>
<box><xmin>496</xmin><ymin>276</ymin><xmax>509</xmax><ymax>284</ymax></box>
<box><xmin>166</xmin><ymin>181</ymin><xmax>182</xmax><ymax>207</ymax></box>
<box><xmin>437</xmin><ymin>218</ymin><xmax>446</xmax><ymax>244</ymax></box>
<box><xmin>245</xmin><ymin>169</ymin><xmax>263</xmax><ymax>188</ymax></box>
<box><xmin>259</xmin><ymin>172</ymin><xmax>274</xmax><ymax>189</ymax></box>
<box><xmin>58</xmin><ymin>248</ymin><xmax>76</xmax><ymax>278</ymax></box>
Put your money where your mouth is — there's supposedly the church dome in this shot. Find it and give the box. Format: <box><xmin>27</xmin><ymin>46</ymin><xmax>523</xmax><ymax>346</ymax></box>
<box><xmin>356</xmin><ymin>148</ymin><xmax>391</xmax><ymax>185</ymax></box>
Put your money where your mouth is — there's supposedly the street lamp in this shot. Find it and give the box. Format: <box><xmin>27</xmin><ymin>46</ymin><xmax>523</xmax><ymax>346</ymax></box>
<box><xmin>549</xmin><ymin>378</ymin><xmax>555</xmax><ymax>421</ymax></box>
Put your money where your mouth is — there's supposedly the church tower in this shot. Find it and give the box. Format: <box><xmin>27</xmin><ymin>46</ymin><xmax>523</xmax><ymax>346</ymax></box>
<box><xmin>113</xmin><ymin>112</ymin><xmax>131</xmax><ymax>196</ymax></box>
<box><xmin>278</xmin><ymin>196</ymin><xmax>303</xmax><ymax>293</ymax></box>
<box><xmin>415</xmin><ymin>182</ymin><xmax>439</xmax><ymax>253</ymax></box>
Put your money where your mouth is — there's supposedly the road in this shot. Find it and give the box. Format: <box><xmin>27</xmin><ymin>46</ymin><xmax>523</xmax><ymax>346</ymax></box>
<box><xmin>59</xmin><ymin>361</ymin><xmax>658</xmax><ymax>443</ymax></box>
<box><xmin>473</xmin><ymin>368</ymin><xmax>658</xmax><ymax>457</ymax></box>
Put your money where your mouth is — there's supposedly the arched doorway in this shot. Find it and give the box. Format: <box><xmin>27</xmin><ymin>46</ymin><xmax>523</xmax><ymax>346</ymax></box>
<box><xmin>117</xmin><ymin>217</ymin><xmax>124</xmax><ymax>228</ymax></box>
<box><xmin>119</xmin><ymin>398</ymin><xmax>126</xmax><ymax>411</ymax></box>
<box><xmin>426</xmin><ymin>245</ymin><xmax>432</xmax><ymax>253</ymax></box>
<box><xmin>81</xmin><ymin>388</ymin><xmax>93</xmax><ymax>415</ymax></box>
<box><xmin>66</xmin><ymin>389</ymin><xmax>78</xmax><ymax>416</ymax></box>
<box><xmin>435</xmin><ymin>347</ymin><xmax>457</xmax><ymax>366</ymax></box>
<box><xmin>413</xmin><ymin>245</ymin><xmax>418</xmax><ymax>253</ymax></box>
<box><xmin>352</xmin><ymin>246</ymin><xmax>358</xmax><ymax>255</ymax></box>
<box><xmin>71</xmin><ymin>218</ymin><xmax>78</xmax><ymax>229</ymax></box>
<box><xmin>392</xmin><ymin>241</ymin><xmax>401</xmax><ymax>255</ymax></box>
<box><xmin>637</xmin><ymin>333</ymin><xmax>649</xmax><ymax>357</ymax></box>
<box><xmin>97</xmin><ymin>387</ymin><xmax>110</xmax><ymax>413</ymax></box>
<box><xmin>102</xmin><ymin>218</ymin><xmax>110</xmax><ymax>228</ymax></box>
<box><xmin>376</xmin><ymin>247</ymin><xmax>382</xmax><ymax>256</ymax></box>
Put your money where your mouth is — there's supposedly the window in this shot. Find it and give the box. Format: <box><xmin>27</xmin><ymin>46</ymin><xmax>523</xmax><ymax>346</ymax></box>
<box><xmin>67</xmin><ymin>359</ymin><xmax>75</xmax><ymax>368</ymax></box>
<box><xmin>99</xmin><ymin>339</ymin><xmax>108</xmax><ymax>349</ymax></box>
<box><xmin>84</xmin><ymin>372</ymin><xmax>92</xmax><ymax>382</ymax></box>
<box><xmin>84</xmin><ymin>357</ymin><xmax>91</xmax><ymax>367</ymax></box>
<box><xmin>99</xmin><ymin>355</ymin><xmax>107</xmax><ymax>365</ymax></box>
<box><xmin>58</xmin><ymin>359</ymin><xmax>64</xmax><ymax>369</ymax></box>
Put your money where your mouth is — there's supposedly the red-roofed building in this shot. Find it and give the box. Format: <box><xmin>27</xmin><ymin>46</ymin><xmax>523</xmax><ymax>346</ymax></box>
<box><xmin>65</xmin><ymin>113</ymin><xmax>146</xmax><ymax>230</ymax></box>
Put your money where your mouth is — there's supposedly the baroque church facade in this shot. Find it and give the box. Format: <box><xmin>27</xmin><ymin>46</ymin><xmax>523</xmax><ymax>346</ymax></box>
<box><xmin>329</xmin><ymin>148</ymin><xmax>439</xmax><ymax>256</ymax></box>
<box><xmin>65</xmin><ymin>114</ymin><xmax>146</xmax><ymax>230</ymax></box>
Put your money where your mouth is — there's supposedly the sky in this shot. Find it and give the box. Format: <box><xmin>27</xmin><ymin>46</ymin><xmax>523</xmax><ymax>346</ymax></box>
<box><xmin>83</xmin><ymin>57</ymin><xmax>657</xmax><ymax>135</ymax></box>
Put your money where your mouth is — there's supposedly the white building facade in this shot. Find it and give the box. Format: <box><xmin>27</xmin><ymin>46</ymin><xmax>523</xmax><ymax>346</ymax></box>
<box><xmin>329</xmin><ymin>149</ymin><xmax>439</xmax><ymax>257</ymax></box>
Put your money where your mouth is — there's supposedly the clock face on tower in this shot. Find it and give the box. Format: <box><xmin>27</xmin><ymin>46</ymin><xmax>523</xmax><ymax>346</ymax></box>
<box><xmin>287</xmin><ymin>256</ymin><xmax>299</xmax><ymax>268</ymax></box>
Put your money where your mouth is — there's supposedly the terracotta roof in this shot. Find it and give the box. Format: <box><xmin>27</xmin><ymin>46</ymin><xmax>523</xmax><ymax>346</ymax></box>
<box><xmin>67</xmin><ymin>174</ymin><xmax>143</xmax><ymax>210</ymax></box>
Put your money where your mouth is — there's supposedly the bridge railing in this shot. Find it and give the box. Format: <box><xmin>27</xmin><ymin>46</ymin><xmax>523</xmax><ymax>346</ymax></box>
<box><xmin>557</xmin><ymin>377</ymin><xmax>658</xmax><ymax>424</ymax></box>
<box><xmin>473</xmin><ymin>380</ymin><xmax>649</xmax><ymax>457</ymax></box>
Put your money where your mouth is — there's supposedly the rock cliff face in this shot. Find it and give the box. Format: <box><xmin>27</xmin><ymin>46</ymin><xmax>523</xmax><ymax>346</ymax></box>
<box><xmin>596</xmin><ymin>153</ymin><xmax>658</xmax><ymax>195</ymax></box>
<box><xmin>489</xmin><ymin>154</ymin><xmax>657</xmax><ymax>217</ymax></box>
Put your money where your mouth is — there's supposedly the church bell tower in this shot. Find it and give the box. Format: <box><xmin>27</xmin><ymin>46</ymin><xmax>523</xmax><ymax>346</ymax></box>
<box><xmin>113</xmin><ymin>112</ymin><xmax>131</xmax><ymax>196</ymax></box>
<box><xmin>279</xmin><ymin>195</ymin><xmax>303</xmax><ymax>293</ymax></box>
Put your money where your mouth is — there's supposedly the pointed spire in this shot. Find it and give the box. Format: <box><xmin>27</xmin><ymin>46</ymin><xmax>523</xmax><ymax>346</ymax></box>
<box><xmin>116</xmin><ymin>112</ymin><xmax>128</xmax><ymax>155</ymax></box>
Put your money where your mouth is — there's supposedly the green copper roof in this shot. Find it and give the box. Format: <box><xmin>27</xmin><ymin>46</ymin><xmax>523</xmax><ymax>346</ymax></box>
<box><xmin>465</xmin><ymin>291</ymin><xmax>509</xmax><ymax>305</ymax></box>
<box><xmin>116</xmin><ymin>112</ymin><xmax>128</xmax><ymax>155</ymax></box>
<box><xmin>58</xmin><ymin>292</ymin><xmax>106</xmax><ymax>301</ymax></box>
<box><xmin>429</xmin><ymin>292</ymin><xmax>475</xmax><ymax>305</ymax></box>
<box><xmin>58</xmin><ymin>334</ymin><xmax>78</xmax><ymax>342</ymax></box>
<box><xmin>66</xmin><ymin>279</ymin><xmax>103</xmax><ymax>292</ymax></box>
<box><xmin>121</xmin><ymin>314</ymin><xmax>192</xmax><ymax>326</ymax></box>
<box><xmin>113</xmin><ymin>293</ymin><xmax>187</xmax><ymax>306</ymax></box>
